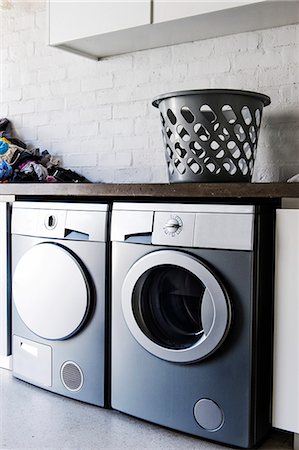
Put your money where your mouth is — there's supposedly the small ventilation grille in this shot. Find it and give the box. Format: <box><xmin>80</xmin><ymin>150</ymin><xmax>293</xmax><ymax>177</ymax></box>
<box><xmin>60</xmin><ymin>361</ymin><xmax>83</xmax><ymax>392</ymax></box>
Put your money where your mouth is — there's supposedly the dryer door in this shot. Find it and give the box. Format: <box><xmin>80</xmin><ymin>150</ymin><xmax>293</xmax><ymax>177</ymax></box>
<box><xmin>122</xmin><ymin>250</ymin><xmax>231</xmax><ymax>363</ymax></box>
<box><xmin>13</xmin><ymin>243</ymin><xmax>91</xmax><ymax>340</ymax></box>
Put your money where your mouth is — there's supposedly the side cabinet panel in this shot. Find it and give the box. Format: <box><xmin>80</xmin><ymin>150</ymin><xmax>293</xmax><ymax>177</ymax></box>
<box><xmin>272</xmin><ymin>209</ymin><xmax>299</xmax><ymax>432</ymax></box>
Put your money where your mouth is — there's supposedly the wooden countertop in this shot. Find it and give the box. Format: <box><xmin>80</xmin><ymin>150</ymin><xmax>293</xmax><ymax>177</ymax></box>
<box><xmin>0</xmin><ymin>182</ymin><xmax>298</xmax><ymax>199</ymax></box>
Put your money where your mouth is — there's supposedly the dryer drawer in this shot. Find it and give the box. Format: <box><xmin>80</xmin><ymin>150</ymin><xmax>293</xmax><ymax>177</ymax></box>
<box><xmin>13</xmin><ymin>336</ymin><xmax>52</xmax><ymax>387</ymax></box>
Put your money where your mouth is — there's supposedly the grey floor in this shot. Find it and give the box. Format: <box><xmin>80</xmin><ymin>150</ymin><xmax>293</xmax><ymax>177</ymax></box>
<box><xmin>0</xmin><ymin>369</ymin><xmax>292</xmax><ymax>450</ymax></box>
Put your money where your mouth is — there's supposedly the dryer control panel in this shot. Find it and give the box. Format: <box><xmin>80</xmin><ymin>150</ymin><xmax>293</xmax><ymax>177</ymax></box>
<box><xmin>12</xmin><ymin>202</ymin><xmax>109</xmax><ymax>243</ymax></box>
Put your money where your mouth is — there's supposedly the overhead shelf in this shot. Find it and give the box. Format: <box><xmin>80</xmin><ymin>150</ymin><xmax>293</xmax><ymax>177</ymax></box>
<box><xmin>48</xmin><ymin>1</ymin><xmax>299</xmax><ymax>60</ymax></box>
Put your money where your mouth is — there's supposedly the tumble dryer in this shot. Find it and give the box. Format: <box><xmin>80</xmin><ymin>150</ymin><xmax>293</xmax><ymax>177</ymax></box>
<box><xmin>111</xmin><ymin>202</ymin><xmax>275</xmax><ymax>448</ymax></box>
<box><xmin>12</xmin><ymin>201</ymin><xmax>109</xmax><ymax>407</ymax></box>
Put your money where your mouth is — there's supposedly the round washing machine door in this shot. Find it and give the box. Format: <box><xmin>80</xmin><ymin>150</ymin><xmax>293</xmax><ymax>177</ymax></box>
<box><xmin>122</xmin><ymin>250</ymin><xmax>231</xmax><ymax>363</ymax></box>
<box><xmin>13</xmin><ymin>243</ymin><xmax>91</xmax><ymax>340</ymax></box>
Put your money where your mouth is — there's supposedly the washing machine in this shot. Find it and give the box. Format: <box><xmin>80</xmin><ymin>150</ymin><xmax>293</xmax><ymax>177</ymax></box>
<box><xmin>111</xmin><ymin>202</ymin><xmax>275</xmax><ymax>448</ymax></box>
<box><xmin>11</xmin><ymin>201</ymin><xmax>109</xmax><ymax>407</ymax></box>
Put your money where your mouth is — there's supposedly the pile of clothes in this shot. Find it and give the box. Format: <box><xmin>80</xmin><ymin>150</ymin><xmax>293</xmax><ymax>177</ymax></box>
<box><xmin>0</xmin><ymin>118</ymin><xmax>89</xmax><ymax>183</ymax></box>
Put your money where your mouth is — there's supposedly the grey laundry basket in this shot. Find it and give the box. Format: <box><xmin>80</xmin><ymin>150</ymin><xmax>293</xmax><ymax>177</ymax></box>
<box><xmin>153</xmin><ymin>89</ymin><xmax>270</xmax><ymax>183</ymax></box>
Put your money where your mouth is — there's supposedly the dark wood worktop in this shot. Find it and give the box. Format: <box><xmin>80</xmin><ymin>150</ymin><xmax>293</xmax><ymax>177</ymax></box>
<box><xmin>0</xmin><ymin>182</ymin><xmax>298</xmax><ymax>200</ymax></box>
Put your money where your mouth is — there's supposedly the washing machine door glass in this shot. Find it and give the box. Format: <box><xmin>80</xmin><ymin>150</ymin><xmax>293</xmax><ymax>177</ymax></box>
<box><xmin>122</xmin><ymin>250</ymin><xmax>231</xmax><ymax>363</ymax></box>
<box><xmin>13</xmin><ymin>243</ymin><xmax>90</xmax><ymax>340</ymax></box>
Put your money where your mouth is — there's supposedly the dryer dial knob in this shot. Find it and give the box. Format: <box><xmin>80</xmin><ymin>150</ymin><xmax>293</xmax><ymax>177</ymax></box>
<box><xmin>163</xmin><ymin>216</ymin><xmax>183</xmax><ymax>236</ymax></box>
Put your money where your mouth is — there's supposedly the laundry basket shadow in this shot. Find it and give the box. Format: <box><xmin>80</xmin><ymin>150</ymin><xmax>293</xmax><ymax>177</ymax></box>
<box><xmin>153</xmin><ymin>89</ymin><xmax>270</xmax><ymax>183</ymax></box>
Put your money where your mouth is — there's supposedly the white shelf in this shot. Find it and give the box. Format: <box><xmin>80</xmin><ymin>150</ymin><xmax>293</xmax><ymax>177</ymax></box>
<box><xmin>48</xmin><ymin>1</ymin><xmax>299</xmax><ymax>60</ymax></box>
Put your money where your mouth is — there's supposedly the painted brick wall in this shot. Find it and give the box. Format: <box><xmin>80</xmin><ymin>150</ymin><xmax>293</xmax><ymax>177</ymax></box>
<box><xmin>1</xmin><ymin>1</ymin><xmax>298</xmax><ymax>183</ymax></box>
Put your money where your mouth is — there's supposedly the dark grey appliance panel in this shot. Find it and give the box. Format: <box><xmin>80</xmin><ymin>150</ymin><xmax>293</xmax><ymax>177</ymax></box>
<box><xmin>112</xmin><ymin>243</ymin><xmax>257</xmax><ymax>448</ymax></box>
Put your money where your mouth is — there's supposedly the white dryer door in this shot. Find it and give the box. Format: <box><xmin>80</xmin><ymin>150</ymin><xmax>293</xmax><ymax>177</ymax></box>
<box><xmin>122</xmin><ymin>250</ymin><xmax>231</xmax><ymax>363</ymax></box>
<box><xmin>13</xmin><ymin>243</ymin><xmax>90</xmax><ymax>340</ymax></box>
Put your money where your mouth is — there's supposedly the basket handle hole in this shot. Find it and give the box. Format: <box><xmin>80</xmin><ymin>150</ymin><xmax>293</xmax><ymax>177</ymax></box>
<box><xmin>241</xmin><ymin>106</ymin><xmax>252</xmax><ymax>125</ymax></box>
<box><xmin>200</xmin><ymin>105</ymin><xmax>217</xmax><ymax>124</ymax></box>
<box><xmin>167</xmin><ymin>109</ymin><xmax>177</xmax><ymax>125</ymax></box>
<box><xmin>181</xmin><ymin>106</ymin><xmax>195</xmax><ymax>123</ymax></box>
<box><xmin>222</xmin><ymin>105</ymin><xmax>237</xmax><ymax>124</ymax></box>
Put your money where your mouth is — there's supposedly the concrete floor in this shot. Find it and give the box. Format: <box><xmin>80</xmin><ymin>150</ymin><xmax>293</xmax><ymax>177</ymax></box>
<box><xmin>0</xmin><ymin>368</ymin><xmax>292</xmax><ymax>450</ymax></box>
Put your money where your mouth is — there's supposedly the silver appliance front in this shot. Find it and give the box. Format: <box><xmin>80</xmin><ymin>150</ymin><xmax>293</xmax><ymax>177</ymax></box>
<box><xmin>11</xmin><ymin>201</ymin><xmax>109</xmax><ymax>407</ymax></box>
<box><xmin>111</xmin><ymin>202</ymin><xmax>275</xmax><ymax>448</ymax></box>
<box><xmin>122</xmin><ymin>249</ymin><xmax>231</xmax><ymax>363</ymax></box>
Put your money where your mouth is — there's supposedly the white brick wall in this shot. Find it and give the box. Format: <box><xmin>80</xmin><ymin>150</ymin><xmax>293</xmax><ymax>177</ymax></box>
<box><xmin>1</xmin><ymin>1</ymin><xmax>299</xmax><ymax>183</ymax></box>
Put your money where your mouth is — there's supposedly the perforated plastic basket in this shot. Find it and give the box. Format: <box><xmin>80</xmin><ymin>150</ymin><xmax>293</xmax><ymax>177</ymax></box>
<box><xmin>153</xmin><ymin>89</ymin><xmax>270</xmax><ymax>183</ymax></box>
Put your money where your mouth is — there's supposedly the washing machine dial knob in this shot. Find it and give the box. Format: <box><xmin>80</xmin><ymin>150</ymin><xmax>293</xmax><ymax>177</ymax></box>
<box><xmin>163</xmin><ymin>216</ymin><xmax>183</xmax><ymax>236</ymax></box>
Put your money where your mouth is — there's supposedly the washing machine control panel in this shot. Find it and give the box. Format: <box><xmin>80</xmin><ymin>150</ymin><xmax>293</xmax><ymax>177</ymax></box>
<box><xmin>163</xmin><ymin>215</ymin><xmax>183</xmax><ymax>236</ymax></box>
<box><xmin>152</xmin><ymin>212</ymin><xmax>195</xmax><ymax>247</ymax></box>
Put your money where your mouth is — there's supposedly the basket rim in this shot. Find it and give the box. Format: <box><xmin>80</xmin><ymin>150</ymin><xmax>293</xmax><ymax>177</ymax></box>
<box><xmin>152</xmin><ymin>89</ymin><xmax>271</xmax><ymax>108</ymax></box>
